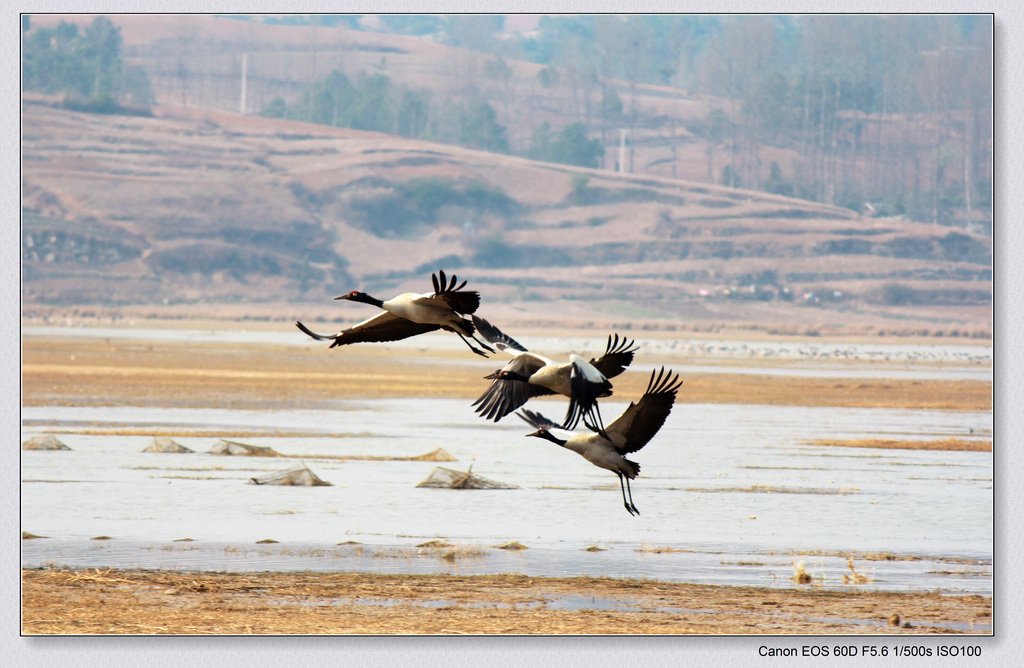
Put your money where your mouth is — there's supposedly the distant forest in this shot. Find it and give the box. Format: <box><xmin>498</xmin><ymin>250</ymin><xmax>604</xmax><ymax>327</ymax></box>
<box><xmin>23</xmin><ymin>14</ymin><xmax>992</xmax><ymax>227</ymax></box>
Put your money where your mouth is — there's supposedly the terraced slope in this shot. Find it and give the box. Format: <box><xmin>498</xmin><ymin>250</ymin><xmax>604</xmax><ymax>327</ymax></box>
<box><xmin>21</xmin><ymin>99</ymin><xmax>991</xmax><ymax>336</ymax></box>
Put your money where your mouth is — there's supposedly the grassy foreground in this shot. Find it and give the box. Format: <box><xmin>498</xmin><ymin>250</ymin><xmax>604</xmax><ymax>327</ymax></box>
<box><xmin>22</xmin><ymin>569</ymin><xmax>991</xmax><ymax>635</ymax></box>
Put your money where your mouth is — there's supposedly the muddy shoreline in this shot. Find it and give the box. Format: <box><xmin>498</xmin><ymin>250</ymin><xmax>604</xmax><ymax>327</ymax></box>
<box><xmin>21</xmin><ymin>569</ymin><xmax>991</xmax><ymax>635</ymax></box>
<box><xmin>21</xmin><ymin>333</ymin><xmax>991</xmax><ymax>411</ymax></box>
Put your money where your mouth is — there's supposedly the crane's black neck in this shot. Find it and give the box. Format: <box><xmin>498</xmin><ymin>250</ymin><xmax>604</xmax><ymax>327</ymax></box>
<box><xmin>532</xmin><ymin>429</ymin><xmax>567</xmax><ymax>447</ymax></box>
<box><xmin>348</xmin><ymin>292</ymin><xmax>384</xmax><ymax>308</ymax></box>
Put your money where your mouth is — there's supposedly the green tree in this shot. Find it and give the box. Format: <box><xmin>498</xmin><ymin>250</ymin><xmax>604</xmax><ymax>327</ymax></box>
<box><xmin>601</xmin><ymin>89</ymin><xmax>623</xmax><ymax>119</ymax></box>
<box><xmin>459</xmin><ymin>100</ymin><xmax>509</xmax><ymax>153</ymax></box>
<box><xmin>527</xmin><ymin>121</ymin><xmax>554</xmax><ymax>161</ymax></box>
<box><xmin>23</xmin><ymin>21</ymin><xmax>89</xmax><ymax>94</ymax></box>
<box><xmin>396</xmin><ymin>89</ymin><xmax>430</xmax><ymax>138</ymax></box>
<box><xmin>691</xmin><ymin>108</ymin><xmax>731</xmax><ymax>184</ymax></box>
<box><xmin>549</xmin><ymin>122</ymin><xmax>604</xmax><ymax>168</ymax></box>
<box><xmin>537</xmin><ymin>66</ymin><xmax>559</xmax><ymax>88</ymax></box>
<box><xmin>349</xmin><ymin>73</ymin><xmax>395</xmax><ymax>132</ymax></box>
<box><xmin>763</xmin><ymin>162</ymin><xmax>794</xmax><ymax>197</ymax></box>
<box><xmin>260</xmin><ymin>96</ymin><xmax>287</xmax><ymax>118</ymax></box>
<box><xmin>23</xmin><ymin>16</ymin><xmax>153</xmax><ymax>109</ymax></box>
<box><xmin>570</xmin><ymin>174</ymin><xmax>591</xmax><ymax>203</ymax></box>
<box><xmin>80</xmin><ymin>16</ymin><xmax>123</xmax><ymax>98</ymax></box>
<box><xmin>287</xmin><ymin>69</ymin><xmax>353</xmax><ymax>126</ymax></box>
<box><xmin>123</xmin><ymin>65</ymin><xmax>154</xmax><ymax>105</ymax></box>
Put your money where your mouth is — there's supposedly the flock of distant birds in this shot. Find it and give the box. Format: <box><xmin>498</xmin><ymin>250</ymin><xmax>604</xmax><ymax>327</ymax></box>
<box><xmin>296</xmin><ymin>271</ymin><xmax>682</xmax><ymax>516</ymax></box>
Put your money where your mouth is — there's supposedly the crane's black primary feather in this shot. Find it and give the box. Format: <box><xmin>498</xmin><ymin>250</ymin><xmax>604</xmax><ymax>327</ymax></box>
<box><xmin>601</xmin><ymin>367</ymin><xmax>683</xmax><ymax>454</ymax></box>
<box><xmin>296</xmin><ymin>320</ymin><xmax>336</xmax><ymax>341</ymax></box>
<box><xmin>473</xmin><ymin>374</ymin><xmax>556</xmax><ymax>421</ymax></box>
<box><xmin>471</xmin><ymin>315</ymin><xmax>528</xmax><ymax>353</ymax></box>
<box><xmin>517</xmin><ymin>409</ymin><xmax>565</xmax><ymax>432</ymax></box>
<box><xmin>589</xmin><ymin>334</ymin><xmax>639</xmax><ymax>379</ymax></box>
<box><xmin>430</xmin><ymin>271</ymin><xmax>481</xmax><ymax>315</ymax></box>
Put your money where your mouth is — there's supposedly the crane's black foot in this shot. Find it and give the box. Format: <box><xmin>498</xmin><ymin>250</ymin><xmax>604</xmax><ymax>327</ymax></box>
<box><xmin>458</xmin><ymin>333</ymin><xmax>493</xmax><ymax>358</ymax></box>
<box><xmin>624</xmin><ymin>503</ymin><xmax>637</xmax><ymax>516</ymax></box>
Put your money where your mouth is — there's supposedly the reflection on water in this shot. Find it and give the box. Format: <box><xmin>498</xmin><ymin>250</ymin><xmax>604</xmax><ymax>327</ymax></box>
<box><xmin>22</xmin><ymin>394</ymin><xmax>992</xmax><ymax>595</ymax></box>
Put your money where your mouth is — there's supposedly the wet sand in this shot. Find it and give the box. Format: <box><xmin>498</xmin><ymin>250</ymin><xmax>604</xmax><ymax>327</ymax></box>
<box><xmin>21</xmin><ymin>334</ymin><xmax>991</xmax><ymax>411</ymax></box>
<box><xmin>20</xmin><ymin>328</ymin><xmax>993</xmax><ymax>635</ymax></box>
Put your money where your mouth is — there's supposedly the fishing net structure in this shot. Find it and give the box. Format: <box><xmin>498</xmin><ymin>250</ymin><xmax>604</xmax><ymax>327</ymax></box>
<box><xmin>247</xmin><ymin>464</ymin><xmax>332</xmax><ymax>486</ymax></box>
<box><xmin>407</xmin><ymin>447</ymin><xmax>457</xmax><ymax>461</ymax></box>
<box><xmin>416</xmin><ymin>467</ymin><xmax>518</xmax><ymax>490</ymax></box>
<box><xmin>142</xmin><ymin>436</ymin><xmax>194</xmax><ymax>453</ymax></box>
<box><xmin>208</xmin><ymin>440</ymin><xmax>281</xmax><ymax>457</ymax></box>
<box><xmin>22</xmin><ymin>434</ymin><xmax>71</xmax><ymax>450</ymax></box>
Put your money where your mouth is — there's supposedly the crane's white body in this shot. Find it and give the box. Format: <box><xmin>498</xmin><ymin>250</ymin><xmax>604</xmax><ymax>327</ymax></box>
<box><xmin>295</xmin><ymin>271</ymin><xmax>493</xmax><ymax>357</ymax></box>
<box><xmin>381</xmin><ymin>292</ymin><xmax>473</xmax><ymax>332</ymax></box>
<box><xmin>502</xmin><ymin>353</ymin><xmax>604</xmax><ymax>397</ymax></box>
<box><xmin>560</xmin><ymin>433</ymin><xmax>637</xmax><ymax>477</ymax></box>
<box><xmin>519</xmin><ymin>367</ymin><xmax>683</xmax><ymax>516</ymax></box>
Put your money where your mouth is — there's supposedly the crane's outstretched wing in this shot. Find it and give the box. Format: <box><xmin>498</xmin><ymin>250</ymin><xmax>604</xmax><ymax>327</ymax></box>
<box><xmin>516</xmin><ymin>408</ymin><xmax>566</xmax><ymax>432</ymax></box>
<box><xmin>296</xmin><ymin>313</ymin><xmax>439</xmax><ymax>348</ymax></box>
<box><xmin>471</xmin><ymin>361</ymin><xmax>558</xmax><ymax>422</ymax></box>
<box><xmin>596</xmin><ymin>367</ymin><xmax>682</xmax><ymax>454</ymax></box>
<box><xmin>427</xmin><ymin>270</ymin><xmax>482</xmax><ymax>315</ymax></box>
<box><xmin>471</xmin><ymin>315</ymin><xmax>529</xmax><ymax>354</ymax></box>
<box><xmin>589</xmin><ymin>334</ymin><xmax>639</xmax><ymax>379</ymax></box>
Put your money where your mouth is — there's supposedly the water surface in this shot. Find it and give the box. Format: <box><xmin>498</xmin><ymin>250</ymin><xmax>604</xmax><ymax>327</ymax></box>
<box><xmin>22</xmin><ymin>397</ymin><xmax>992</xmax><ymax>595</ymax></box>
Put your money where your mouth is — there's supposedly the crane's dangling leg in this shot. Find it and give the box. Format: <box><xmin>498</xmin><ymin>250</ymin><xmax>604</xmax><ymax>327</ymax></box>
<box><xmin>618</xmin><ymin>474</ymin><xmax>637</xmax><ymax>516</ymax></box>
<box><xmin>470</xmin><ymin>331</ymin><xmax>496</xmax><ymax>354</ymax></box>
<box><xmin>624</xmin><ymin>476</ymin><xmax>640</xmax><ymax>516</ymax></box>
<box><xmin>456</xmin><ymin>332</ymin><xmax>492</xmax><ymax>358</ymax></box>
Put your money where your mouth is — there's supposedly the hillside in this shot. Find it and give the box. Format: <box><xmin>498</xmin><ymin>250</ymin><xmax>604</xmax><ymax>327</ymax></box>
<box><xmin>21</xmin><ymin>97</ymin><xmax>991</xmax><ymax>338</ymax></box>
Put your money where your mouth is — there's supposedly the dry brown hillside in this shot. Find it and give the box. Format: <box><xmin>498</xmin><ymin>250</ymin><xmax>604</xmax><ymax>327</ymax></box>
<box><xmin>21</xmin><ymin>97</ymin><xmax>990</xmax><ymax>338</ymax></box>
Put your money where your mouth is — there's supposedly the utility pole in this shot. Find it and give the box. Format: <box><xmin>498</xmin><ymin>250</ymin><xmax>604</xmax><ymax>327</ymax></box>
<box><xmin>239</xmin><ymin>53</ymin><xmax>248</xmax><ymax>114</ymax></box>
<box><xmin>618</xmin><ymin>129</ymin><xmax>629</xmax><ymax>174</ymax></box>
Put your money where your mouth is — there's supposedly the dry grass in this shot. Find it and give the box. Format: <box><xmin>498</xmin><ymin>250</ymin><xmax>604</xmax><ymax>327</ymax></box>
<box><xmin>806</xmin><ymin>438</ymin><xmax>991</xmax><ymax>452</ymax></box>
<box><xmin>34</xmin><ymin>428</ymin><xmax>371</xmax><ymax>438</ymax></box>
<box><xmin>21</xmin><ymin>568</ymin><xmax>991</xmax><ymax>635</ymax></box>
<box><xmin>690</xmin><ymin>483</ymin><xmax>861</xmax><ymax>495</ymax></box>
<box><xmin>780</xmin><ymin>549</ymin><xmax>987</xmax><ymax>565</ymax></box>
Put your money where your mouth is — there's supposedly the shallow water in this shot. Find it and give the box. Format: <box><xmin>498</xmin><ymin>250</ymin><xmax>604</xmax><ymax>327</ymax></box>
<box><xmin>21</xmin><ymin>395</ymin><xmax>992</xmax><ymax>595</ymax></box>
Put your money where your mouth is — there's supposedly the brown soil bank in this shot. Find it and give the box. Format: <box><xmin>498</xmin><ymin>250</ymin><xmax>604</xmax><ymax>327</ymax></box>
<box><xmin>21</xmin><ymin>336</ymin><xmax>991</xmax><ymax>411</ymax></box>
<box><xmin>809</xmin><ymin>438</ymin><xmax>991</xmax><ymax>452</ymax></box>
<box><xmin>22</xmin><ymin>569</ymin><xmax>991</xmax><ymax>635</ymax></box>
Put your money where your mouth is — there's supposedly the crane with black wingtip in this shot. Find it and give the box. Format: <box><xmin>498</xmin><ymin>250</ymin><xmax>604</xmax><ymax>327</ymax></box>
<box><xmin>295</xmin><ymin>270</ymin><xmax>495</xmax><ymax>357</ymax></box>
<box><xmin>517</xmin><ymin>367</ymin><xmax>682</xmax><ymax>516</ymax></box>
<box><xmin>471</xmin><ymin>315</ymin><xmax>638</xmax><ymax>432</ymax></box>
